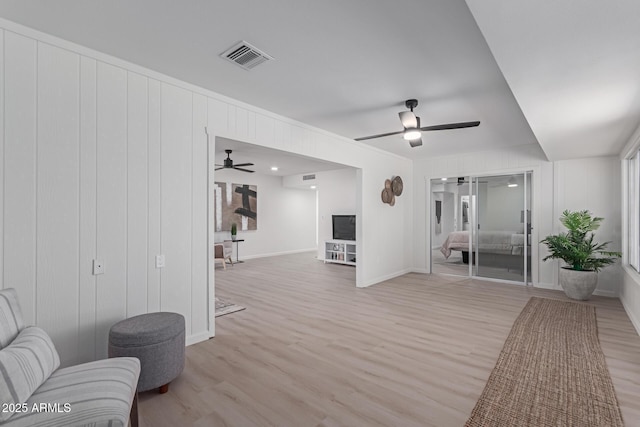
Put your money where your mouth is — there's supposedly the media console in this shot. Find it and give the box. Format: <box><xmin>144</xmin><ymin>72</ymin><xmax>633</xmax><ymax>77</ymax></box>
<box><xmin>324</xmin><ymin>240</ymin><xmax>356</xmax><ymax>266</ymax></box>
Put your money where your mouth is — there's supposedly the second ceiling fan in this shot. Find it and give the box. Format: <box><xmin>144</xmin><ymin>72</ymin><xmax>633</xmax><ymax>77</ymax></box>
<box><xmin>215</xmin><ymin>149</ymin><xmax>255</xmax><ymax>173</ymax></box>
<box><xmin>355</xmin><ymin>99</ymin><xmax>480</xmax><ymax>147</ymax></box>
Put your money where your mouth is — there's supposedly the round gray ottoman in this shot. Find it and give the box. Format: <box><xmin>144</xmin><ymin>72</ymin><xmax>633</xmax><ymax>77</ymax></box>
<box><xmin>108</xmin><ymin>312</ymin><xmax>185</xmax><ymax>394</ymax></box>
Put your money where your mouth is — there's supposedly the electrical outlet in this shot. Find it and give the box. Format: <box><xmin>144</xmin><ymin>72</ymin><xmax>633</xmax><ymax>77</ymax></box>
<box><xmin>155</xmin><ymin>255</ymin><xmax>165</xmax><ymax>268</ymax></box>
<box><xmin>93</xmin><ymin>259</ymin><xmax>105</xmax><ymax>275</ymax></box>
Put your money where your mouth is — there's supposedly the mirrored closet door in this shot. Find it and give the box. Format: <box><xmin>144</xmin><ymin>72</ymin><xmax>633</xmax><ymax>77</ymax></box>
<box><xmin>431</xmin><ymin>172</ymin><xmax>532</xmax><ymax>285</ymax></box>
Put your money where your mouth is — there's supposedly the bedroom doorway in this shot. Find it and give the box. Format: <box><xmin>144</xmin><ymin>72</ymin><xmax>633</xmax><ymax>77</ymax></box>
<box><xmin>431</xmin><ymin>172</ymin><xmax>532</xmax><ymax>285</ymax></box>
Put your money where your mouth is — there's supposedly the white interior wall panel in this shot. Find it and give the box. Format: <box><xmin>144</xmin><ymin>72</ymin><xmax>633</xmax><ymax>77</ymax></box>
<box><xmin>0</xmin><ymin>30</ymin><xmax>4</xmax><ymax>292</ymax></box>
<box><xmin>3</xmin><ymin>31</ymin><xmax>37</xmax><ymax>324</ymax></box>
<box><xmin>160</xmin><ymin>83</ymin><xmax>193</xmax><ymax>335</ymax></box>
<box><xmin>36</xmin><ymin>43</ymin><xmax>80</xmax><ymax>367</ymax></box>
<box><xmin>147</xmin><ymin>78</ymin><xmax>162</xmax><ymax>314</ymax></box>
<box><xmin>191</xmin><ymin>94</ymin><xmax>208</xmax><ymax>337</ymax></box>
<box><xmin>78</xmin><ymin>56</ymin><xmax>98</xmax><ymax>364</ymax></box>
<box><xmin>126</xmin><ymin>71</ymin><xmax>149</xmax><ymax>318</ymax></box>
<box><xmin>0</xmin><ymin>19</ymin><xmax>414</xmax><ymax>364</ymax></box>
<box><xmin>95</xmin><ymin>62</ymin><xmax>128</xmax><ymax>359</ymax></box>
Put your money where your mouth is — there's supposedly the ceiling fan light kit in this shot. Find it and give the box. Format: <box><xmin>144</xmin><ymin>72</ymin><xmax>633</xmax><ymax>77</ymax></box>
<box><xmin>355</xmin><ymin>99</ymin><xmax>480</xmax><ymax>148</ymax></box>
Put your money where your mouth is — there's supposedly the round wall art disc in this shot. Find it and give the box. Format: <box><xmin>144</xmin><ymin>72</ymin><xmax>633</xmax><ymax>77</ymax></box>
<box><xmin>381</xmin><ymin>188</ymin><xmax>392</xmax><ymax>204</ymax></box>
<box><xmin>392</xmin><ymin>176</ymin><xmax>403</xmax><ymax>196</ymax></box>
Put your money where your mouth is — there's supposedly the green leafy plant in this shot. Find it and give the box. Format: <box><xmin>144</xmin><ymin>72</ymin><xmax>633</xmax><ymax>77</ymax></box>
<box><xmin>231</xmin><ymin>222</ymin><xmax>237</xmax><ymax>236</ymax></box>
<box><xmin>541</xmin><ymin>210</ymin><xmax>621</xmax><ymax>272</ymax></box>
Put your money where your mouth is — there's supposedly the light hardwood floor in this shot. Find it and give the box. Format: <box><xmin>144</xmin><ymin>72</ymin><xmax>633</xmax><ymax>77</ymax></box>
<box><xmin>139</xmin><ymin>252</ymin><xmax>640</xmax><ymax>427</ymax></box>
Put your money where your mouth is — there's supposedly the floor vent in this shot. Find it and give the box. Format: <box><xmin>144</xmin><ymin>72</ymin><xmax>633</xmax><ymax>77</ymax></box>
<box><xmin>221</xmin><ymin>41</ymin><xmax>273</xmax><ymax>70</ymax></box>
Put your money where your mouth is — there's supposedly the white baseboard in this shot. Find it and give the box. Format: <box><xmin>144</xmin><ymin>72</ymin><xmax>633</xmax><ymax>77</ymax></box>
<box><xmin>186</xmin><ymin>331</ymin><xmax>210</xmax><ymax>346</ymax></box>
<box><xmin>411</xmin><ymin>268</ymin><xmax>429</xmax><ymax>274</ymax></box>
<box><xmin>239</xmin><ymin>247</ymin><xmax>316</xmax><ymax>261</ymax></box>
<box><xmin>357</xmin><ymin>268</ymin><xmax>413</xmax><ymax>288</ymax></box>
<box><xmin>621</xmin><ymin>296</ymin><xmax>640</xmax><ymax>336</ymax></box>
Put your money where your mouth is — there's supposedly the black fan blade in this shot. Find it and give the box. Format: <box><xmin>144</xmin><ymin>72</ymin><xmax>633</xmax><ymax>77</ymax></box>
<box><xmin>233</xmin><ymin>167</ymin><xmax>255</xmax><ymax>173</ymax></box>
<box><xmin>421</xmin><ymin>121</ymin><xmax>480</xmax><ymax>131</ymax></box>
<box><xmin>233</xmin><ymin>162</ymin><xmax>254</xmax><ymax>167</ymax></box>
<box><xmin>354</xmin><ymin>130</ymin><xmax>405</xmax><ymax>141</ymax></box>
<box><xmin>399</xmin><ymin>111</ymin><xmax>417</xmax><ymax>129</ymax></box>
<box><xmin>215</xmin><ymin>166</ymin><xmax>225</xmax><ymax>170</ymax></box>
<box><xmin>408</xmin><ymin>137</ymin><xmax>423</xmax><ymax>148</ymax></box>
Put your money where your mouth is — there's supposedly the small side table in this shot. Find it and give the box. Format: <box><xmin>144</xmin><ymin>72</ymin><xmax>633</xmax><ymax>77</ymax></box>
<box><xmin>226</xmin><ymin>239</ymin><xmax>245</xmax><ymax>263</ymax></box>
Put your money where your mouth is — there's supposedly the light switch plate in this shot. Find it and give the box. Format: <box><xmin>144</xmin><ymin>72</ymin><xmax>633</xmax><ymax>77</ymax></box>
<box><xmin>93</xmin><ymin>259</ymin><xmax>105</xmax><ymax>275</ymax></box>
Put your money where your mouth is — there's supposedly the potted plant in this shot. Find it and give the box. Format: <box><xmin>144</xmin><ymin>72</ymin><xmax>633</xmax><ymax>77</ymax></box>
<box><xmin>541</xmin><ymin>210</ymin><xmax>621</xmax><ymax>300</ymax></box>
<box><xmin>231</xmin><ymin>222</ymin><xmax>237</xmax><ymax>241</ymax></box>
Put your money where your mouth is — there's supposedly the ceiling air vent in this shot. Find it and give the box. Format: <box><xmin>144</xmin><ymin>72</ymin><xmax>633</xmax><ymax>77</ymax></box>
<box><xmin>303</xmin><ymin>174</ymin><xmax>316</xmax><ymax>181</ymax></box>
<box><xmin>221</xmin><ymin>41</ymin><xmax>274</xmax><ymax>70</ymax></box>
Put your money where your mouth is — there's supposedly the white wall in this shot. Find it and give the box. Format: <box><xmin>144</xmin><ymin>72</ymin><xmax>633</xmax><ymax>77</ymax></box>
<box><xmin>0</xmin><ymin>19</ymin><xmax>413</xmax><ymax>366</ymax></box>
<box><xmin>283</xmin><ymin>168</ymin><xmax>357</xmax><ymax>260</ymax></box>
<box><xmin>213</xmin><ymin>169</ymin><xmax>316</xmax><ymax>259</ymax></box>
<box><xmin>483</xmin><ymin>179</ymin><xmax>526</xmax><ymax>232</ymax></box>
<box><xmin>413</xmin><ymin>144</ymin><xmax>622</xmax><ymax>296</ymax></box>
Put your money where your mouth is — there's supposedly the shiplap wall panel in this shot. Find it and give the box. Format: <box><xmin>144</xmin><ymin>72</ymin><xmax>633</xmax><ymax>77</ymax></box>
<box><xmin>147</xmin><ymin>78</ymin><xmax>162</xmax><ymax>313</ymax></box>
<box><xmin>78</xmin><ymin>56</ymin><xmax>98</xmax><ymax>364</ymax></box>
<box><xmin>36</xmin><ymin>43</ymin><xmax>80</xmax><ymax>367</ymax></box>
<box><xmin>227</xmin><ymin>104</ymin><xmax>237</xmax><ymax>137</ymax></box>
<box><xmin>207</xmin><ymin>97</ymin><xmax>227</xmax><ymax>134</ymax></box>
<box><xmin>160</xmin><ymin>83</ymin><xmax>193</xmax><ymax>334</ymax></box>
<box><xmin>191</xmin><ymin>94</ymin><xmax>208</xmax><ymax>335</ymax></box>
<box><xmin>126</xmin><ymin>72</ymin><xmax>149</xmax><ymax>317</ymax></box>
<box><xmin>255</xmin><ymin>113</ymin><xmax>275</xmax><ymax>146</ymax></box>
<box><xmin>0</xmin><ymin>30</ymin><xmax>4</xmax><ymax>290</ymax></box>
<box><xmin>3</xmin><ymin>31</ymin><xmax>37</xmax><ymax>324</ymax></box>
<box><xmin>236</xmin><ymin>106</ymin><xmax>248</xmax><ymax>139</ymax></box>
<box><xmin>96</xmin><ymin>62</ymin><xmax>128</xmax><ymax>358</ymax></box>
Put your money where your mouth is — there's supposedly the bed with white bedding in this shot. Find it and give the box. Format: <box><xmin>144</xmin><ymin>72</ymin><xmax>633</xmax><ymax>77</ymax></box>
<box><xmin>440</xmin><ymin>230</ymin><xmax>529</xmax><ymax>266</ymax></box>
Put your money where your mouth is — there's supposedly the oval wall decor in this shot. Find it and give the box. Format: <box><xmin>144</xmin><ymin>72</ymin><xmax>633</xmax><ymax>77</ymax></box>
<box><xmin>381</xmin><ymin>175</ymin><xmax>403</xmax><ymax>206</ymax></box>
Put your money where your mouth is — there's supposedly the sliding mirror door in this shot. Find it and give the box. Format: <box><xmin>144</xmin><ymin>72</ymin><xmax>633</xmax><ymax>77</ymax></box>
<box><xmin>471</xmin><ymin>172</ymin><xmax>532</xmax><ymax>284</ymax></box>
<box><xmin>430</xmin><ymin>176</ymin><xmax>471</xmax><ymax>276</ymax></box>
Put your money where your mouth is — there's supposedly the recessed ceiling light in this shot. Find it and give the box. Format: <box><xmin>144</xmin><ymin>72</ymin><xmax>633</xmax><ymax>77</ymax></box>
<box><xmin>310</xmin><ymin>185</ymin><xmax>316</xmax><ymax>189</ymax></box>
<box><xmin>271</xmin><ymin>166</ymin><xmax>278</xmax><ymax>171</ymax></box>
<box><xmin>441</xmin><ymin>178</ymin><xmax>447</xmax><ymax>181</ymax></box>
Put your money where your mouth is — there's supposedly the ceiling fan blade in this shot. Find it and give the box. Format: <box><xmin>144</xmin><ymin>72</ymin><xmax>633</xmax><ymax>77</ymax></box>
<box><xmin>399</xmin><ymin>111</ymin><xmax>417</xmax><ymax>129</ymax></box>
<box><xmin>233</xmin><ymin>167</ymin><xmax>255</xmax><ymax>173</ymax></box>
<box><xmin>215</xmin><ymin>166</ymin><xmax>225</xmax><ymax>170</ymax></box>
<box><xmin>354</xmin><ymin>130</ymin><xmax>405</xmax><ymax>141</ymax></box>
<box><xmin>233</xmin><ymin>162</ymin><xmax>254</xmax><ymax>167</ymax></box>
<box><xmin>421</xmin><ymin>121</ymin><xmax>480</xmax><ymax>131</ymax></box>
<box><xmin>408</xmin><ymin>137</ymin><xmax>423</xmax><ymax>148</ymax></box>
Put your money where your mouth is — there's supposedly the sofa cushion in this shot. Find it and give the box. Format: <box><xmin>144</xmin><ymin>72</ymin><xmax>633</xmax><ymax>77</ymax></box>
<box><xmin>0</xmin><ymin>288</ymin><xmax>25</xmax><ymax>349</ymax></box>
<box><xmin>3</xmin><ymin>357</ymin><xmax>140</xmax><ymax>427</ymax></box>
<box><xmin>0</xmin><ymin>326</ymin><xmax>60</xmax><ymax>422</ymax></box>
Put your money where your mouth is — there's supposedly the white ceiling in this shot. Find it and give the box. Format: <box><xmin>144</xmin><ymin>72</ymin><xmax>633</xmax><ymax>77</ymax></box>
<box><xmin>0</xmin><ymin>1</ymin><xmax>637</xmax><ymax>161</ymax></box>
<box><xmin>0</xmin><ymin>0</ymin><xmax>538</xmax><ymax>159</ymax></box>
<box><xmin>215</xmin><ymin>137</ymin><xmax>349</xmax><ymax>177</ymax></box>
<box><xmin>466</xmin><ymin>0</ymin><xmax>640</xmax><ymax>160</ymax></box>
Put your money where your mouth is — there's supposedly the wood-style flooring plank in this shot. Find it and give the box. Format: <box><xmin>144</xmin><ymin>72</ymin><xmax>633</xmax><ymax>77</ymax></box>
<box><xmin>138</xmin><ymin>252</ymin><xmax>640</xmax><ymax>427</ymax></box>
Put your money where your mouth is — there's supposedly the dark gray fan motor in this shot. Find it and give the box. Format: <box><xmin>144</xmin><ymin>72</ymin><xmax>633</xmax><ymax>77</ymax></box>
<box><xmin>355</xmin><ymin>99</ymin><xmax>480</xmax><ymax>147</ymax></box>
<box><xmin>215</xmin><ymin>149</ymin><xmax>254</xmax><ymax>173</ymax></box>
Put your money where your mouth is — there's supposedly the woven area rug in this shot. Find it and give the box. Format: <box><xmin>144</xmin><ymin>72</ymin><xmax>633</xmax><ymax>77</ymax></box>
<box><xmin>465</xmin><ymin>297</ymin><xmax>624</xmax><ymax>427</ymax></box>
<box><xmin>215</xmin><ymin>297</ymin><xmax>245</xmax><ymax>318</ymax></box>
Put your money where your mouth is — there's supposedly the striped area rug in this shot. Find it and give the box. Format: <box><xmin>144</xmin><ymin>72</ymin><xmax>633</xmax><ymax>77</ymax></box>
<box><xmin>466</xmin><ymin>297</ymin><xmax>624</xmax><ymax>427</ymax></box>
<box><xmin>215</xmin><ymin>297</ymin><xmax>245</xmax><ymax>318</ymax></box>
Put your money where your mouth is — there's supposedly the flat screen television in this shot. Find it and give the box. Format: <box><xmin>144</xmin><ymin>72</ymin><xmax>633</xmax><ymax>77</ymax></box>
<box><xmin>332</xmin><ymin>215</ymin><xmax>356</xmax><ymax>241</ymax></box>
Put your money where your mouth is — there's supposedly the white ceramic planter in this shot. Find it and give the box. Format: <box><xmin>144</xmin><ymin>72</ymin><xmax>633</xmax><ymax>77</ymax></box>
<box><xmin>559</xmin><ymin>267</ymin><xmax>598</xmax><ymax>300</ymax></box>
